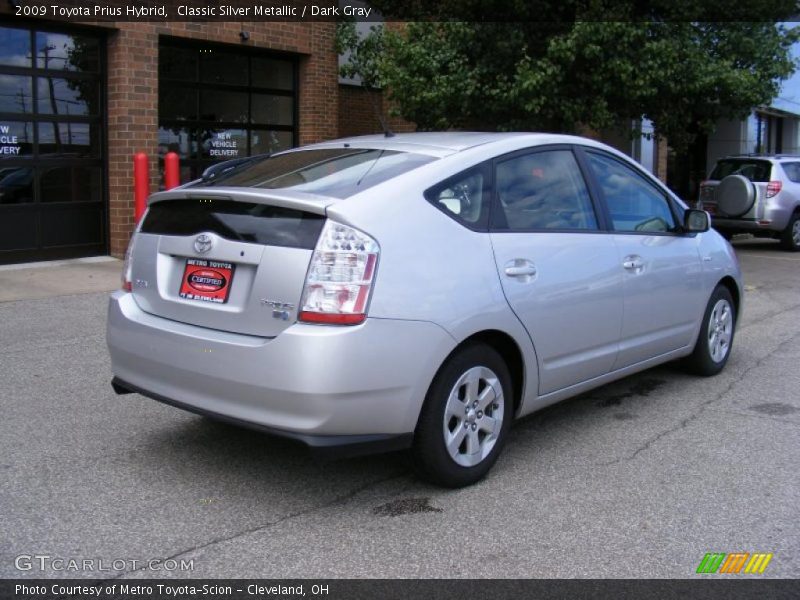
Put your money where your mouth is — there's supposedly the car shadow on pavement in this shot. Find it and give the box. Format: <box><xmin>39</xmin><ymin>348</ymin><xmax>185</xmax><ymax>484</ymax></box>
<box><xmin>122</xmin><ymin>358</ymin><xmax>705</xmax><ymax>503</ymax></box>
<box><xmin>135</xmin><ymin>410</ymin><xmax>412</xmax><ymax>493</ymax></box>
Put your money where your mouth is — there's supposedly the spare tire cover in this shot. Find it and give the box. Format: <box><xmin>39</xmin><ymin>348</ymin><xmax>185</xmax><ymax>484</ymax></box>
<box><xmin>716</xmin><ymin>174</ymin><xmax>755</xmax><ymax>217</ymax></box>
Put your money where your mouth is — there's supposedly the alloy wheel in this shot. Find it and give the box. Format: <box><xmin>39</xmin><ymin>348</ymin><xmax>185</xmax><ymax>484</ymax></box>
<box><xmin>707</xmin><ymin>298</ymin><xmax>733</xmax><ymax>363</ymax></box>
<box><xmin>442</xmin><ymin>366</ymin><xmax>505</xmax><ymax>467</ymax></box>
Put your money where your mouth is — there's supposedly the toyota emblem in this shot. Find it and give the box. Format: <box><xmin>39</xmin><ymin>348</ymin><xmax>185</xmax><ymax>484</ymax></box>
<box><xmin>194</xmin><ymin>234</ymin><xmax>213</xmax><ymax>254</ymax></box>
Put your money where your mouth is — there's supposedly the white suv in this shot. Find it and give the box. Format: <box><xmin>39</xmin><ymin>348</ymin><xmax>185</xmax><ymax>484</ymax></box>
<box><xmin>699</xmin><ymin>155</ymin><xmax>800</xmax><ymax>251</ymax></box>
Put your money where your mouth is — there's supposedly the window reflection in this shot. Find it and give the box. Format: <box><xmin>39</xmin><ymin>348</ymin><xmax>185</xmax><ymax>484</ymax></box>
<box><xmin>0</xmin><ymin>75</ymin><xmax>33</xmax><ymax>113</ymax></box>
<box><xmin>158</xmin><ymin>127</ymin><xmax>194</xmax><ymax>159</ymax></box>
<box><xmin>251</xmin><ymin>130</ymin><xmax>292</xmax><ymax>155</ymax></box>
<box><xmin>0</xmin><ymin>27</ymin><xmax>31</xmax><ymax>68</ymax></box>
<box><xmin>159</xmin><ymin>42</ymin><xmax>297</xmax><ymax>184</ymax></box>
<box><xmin>35</xmin><ymin>32</ymin><xmax>100</xmax><ymax>72</ymax></box>
<box><xmin>38</xmin><ymin>122</ymin><xmax>97</xmax><ymax>157</ymax></box>
<box><xmin>38</xmin><ymin>77</ymin><xmax>97</xmax><ymax>116</ymax></box>
<box><xmin>159</xmin><ymin>88</ymin><xmax>197</xmax><ymax>121</ymax></box>
<box><xmin>0</xmin><ymin>167</ymin><xmax>34</xmax><ymax>204</ymax></box>
<box><xmin>201</xmin><ymin>50</ymin><xmax>247</xmax><ymax>85</ymax></box>
<box><xmin>40</xmin><ymin>166</ymin><xmax>101</xmax><ymax>203</ymax></box>
<box><xmin>251</xmin><ymin>94</ymin><xmax>293</xmax><ymax>126</ymax></box>
<box><xmin>159</xmin><ymin>46</ymin><xmax>197</xmax><ymax>81</ymax></box>
<box><xmin>200</xmin><ymin>89</ymin><xmax>248</xmax><ymax>122</ymax></box>
<box><xmin>251</xmin><ymin>57</ymin><xmax>294</xmax><ymax>90</ymax></box>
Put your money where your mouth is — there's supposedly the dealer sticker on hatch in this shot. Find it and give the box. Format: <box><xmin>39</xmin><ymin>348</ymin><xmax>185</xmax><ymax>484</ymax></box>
<box><xmin>179</xmin><ymin>258</ymin><xmax>235</xmax><ymax>304</ymax></box>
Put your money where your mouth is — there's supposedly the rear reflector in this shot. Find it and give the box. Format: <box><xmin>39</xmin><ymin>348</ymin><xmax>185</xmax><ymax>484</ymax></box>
<box><xmin>298</xmin><ymin>311</ymin><xmax>366</xmax><ymax>325</ymax></box>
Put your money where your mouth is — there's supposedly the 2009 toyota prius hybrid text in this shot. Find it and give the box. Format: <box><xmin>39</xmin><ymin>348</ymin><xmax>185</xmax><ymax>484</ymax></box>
<box><xmin>107</xmin><ymin>132</ymin><xmax>743</xmax><ymax>487</ymax></box>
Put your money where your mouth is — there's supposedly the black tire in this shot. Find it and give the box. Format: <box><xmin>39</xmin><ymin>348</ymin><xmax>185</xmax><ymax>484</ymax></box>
<box><xmin>779</xmin><ymin>212</ymin><xmax>800</xmax><ymax>252</ymax></box>
<box><xmin>412</xmin><ymin>343</ymin><xmax>513</xmax><ymax>488</ymax></box>
<box><xmin>683</xmin><ymin>285</ymin><xmax>736</xmax><ymax>376</ymax></box>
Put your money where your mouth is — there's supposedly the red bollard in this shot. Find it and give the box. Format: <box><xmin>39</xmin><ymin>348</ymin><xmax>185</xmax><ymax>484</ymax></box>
<box><xmin>164</xmin><ymin>151</ymin><xmax>180</xmax><ymax>190</ymax></box>
<box><xmin>133</xmin><ymin>152</ymin><xmax>149</xmax><ymax>224</ymax></box>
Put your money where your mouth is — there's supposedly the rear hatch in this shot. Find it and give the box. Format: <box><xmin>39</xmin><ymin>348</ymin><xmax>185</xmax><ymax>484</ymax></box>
<box><xmin>700</xmin><ymin>158</ymin><xmax>773</xmax><ymax>219</ymax></box>
<box><xmin>130</xmin><ymin>189</ymin><xmax>327</xmax><ymax>338</ymax></box>
<box><xmin>126</xmin><ymin>146</ymin><xmax>440</xmax><ymax>336</ymax></box>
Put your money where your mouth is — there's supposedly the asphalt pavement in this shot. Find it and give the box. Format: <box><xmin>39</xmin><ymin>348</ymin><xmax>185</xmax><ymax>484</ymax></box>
<box><xmin>0</xmin><ymin>239</ymin><xmax>797</xmax><ymax>579</ymax></box>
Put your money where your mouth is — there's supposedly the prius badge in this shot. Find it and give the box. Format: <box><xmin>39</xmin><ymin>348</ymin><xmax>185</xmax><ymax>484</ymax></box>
<box><xmin>194</xmin><ymin>234</ymin><xmax>213</xmax><ymax>254</ymax></box>
<box><xmin>261</xmin><ymin>299</ymin><xmax>295</xmax><ymax>320</ymax></box>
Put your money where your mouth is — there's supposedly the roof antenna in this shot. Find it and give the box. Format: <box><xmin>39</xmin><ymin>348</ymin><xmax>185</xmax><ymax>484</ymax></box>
<box><xmin>367</xmin><ymin>85</ymin><xmax>394</xmax><ymax>137</ymax></box>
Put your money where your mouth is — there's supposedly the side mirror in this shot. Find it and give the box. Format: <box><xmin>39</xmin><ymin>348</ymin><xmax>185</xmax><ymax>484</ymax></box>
<box><xmin>684</xmin><ymin>209</ymin><xmax>710</xmax><ymax>233</ymax></box>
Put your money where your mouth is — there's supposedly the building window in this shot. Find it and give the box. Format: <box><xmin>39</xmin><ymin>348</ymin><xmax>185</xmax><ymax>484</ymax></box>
<box><xmin>158</xmin><ymin>38</ymin><xmax>297</xmax><ymax>185</ymax></box>
<box><xmin>0</xmin><ymin>24</ymin><xmax>105</xmax><ymax>263</ymax></box>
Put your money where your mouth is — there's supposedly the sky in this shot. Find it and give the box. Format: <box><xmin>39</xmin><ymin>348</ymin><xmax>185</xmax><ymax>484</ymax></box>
<box><xmin>771</xmin><ymin>25</ymin><xmax>800</xmax><ymax>115</ymax></box>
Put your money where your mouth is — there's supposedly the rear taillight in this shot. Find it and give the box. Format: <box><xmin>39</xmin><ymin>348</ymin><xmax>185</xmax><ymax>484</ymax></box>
<box><xmin>698</xmin><ymin>181</ymin><xmax>711</xmax><ymax>202</ymax></box>
<box><xmin>299</xmin><ymin>220</ymin><xmax>379</xmax><ymax>325</ymax></box>
<box><xmin>121</xmin><ymin>233</ymin><xmax>137</xmax><ymax>292</ymax></box>
<box><xmin>766</xmin><ymin>180</ymin><xmax>782</xmax><ymax>198</ymax></box>
<box><xmin>121</xmin><ymin>216</ymin><xmax>144</xmax><ymax>291</ymax></box>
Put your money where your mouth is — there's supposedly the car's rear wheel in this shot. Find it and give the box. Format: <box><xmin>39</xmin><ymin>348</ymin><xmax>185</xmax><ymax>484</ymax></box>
<box><xmin>683</xmin><ymin>285</ymin><xmax>736</xmax><ymax>376</ymax></box>
<box><xmin>412</xmin><ymin>344</ymin><xmax>513</xmax><ymax>487</ymax></box>
<box><xmin>779</xmin><ymin>213</ymin><xmax>800</xmax><ymax>252</ymax></box>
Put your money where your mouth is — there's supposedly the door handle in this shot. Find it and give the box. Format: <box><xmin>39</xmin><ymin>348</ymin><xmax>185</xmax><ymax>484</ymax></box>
<box><xmin>622</xmin><ymin>255</ymin><xmax>644</xmax><ymax>272</ymax></box>
<box><xmin>504</xmin><ymin>259</ymin><xmax>537</xmax><ymax>279</ymax></box>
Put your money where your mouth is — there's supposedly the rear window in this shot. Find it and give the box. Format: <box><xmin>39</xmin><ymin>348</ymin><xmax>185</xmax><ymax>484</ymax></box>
<box><xmin>190</xmin><ymin>148</ymin><xmax>437</xmax><ymax>198</ymax></box>
<box><xmin>140</xmin><ymin>199</ymin><xmax>325</xmax><ymax>249</ymax></box>
<box><xmin>710</xmin><ymin>159</ymin><xmax>773</xmax><ymax>182</ymax></box>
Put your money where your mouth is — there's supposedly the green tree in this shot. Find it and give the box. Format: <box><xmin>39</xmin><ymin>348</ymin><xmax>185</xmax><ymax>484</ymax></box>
<box><xmin>337</xmin><ymin>2</ymin><xmax>799</xmax><ymax>150</ymax></box>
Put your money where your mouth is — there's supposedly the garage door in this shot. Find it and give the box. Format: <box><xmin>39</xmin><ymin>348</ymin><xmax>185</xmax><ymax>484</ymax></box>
<box><xmin>0</xmin><ymin>24</ymin><xmax>106</xmax><ymax>264</ymax></box>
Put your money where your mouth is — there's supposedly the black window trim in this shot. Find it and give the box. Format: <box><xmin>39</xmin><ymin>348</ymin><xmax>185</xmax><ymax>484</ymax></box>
<box><xmin>577</xmin><ymin>146</ymin><xmax>688</xmax><ymax>237</ymax></box>
<box><xmin>488</xmin><ymin>144</ymin><xmax>607</xmax><ymax>235</ymax></box>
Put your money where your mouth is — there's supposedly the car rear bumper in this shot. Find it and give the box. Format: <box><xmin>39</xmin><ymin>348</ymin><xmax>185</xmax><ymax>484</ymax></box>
<box><xmin>111</xmin><ymin>377</ymin><xmax>413</xmax><ymax>459</ymax></box>
<box><xmin>711</xmin><ymin>205</ymin><xmax>792</xmax><ymax>233</ymax></box>
<box><xmin>106</xmin><ymin>291</ymin><xmax>455</xmax><ymax>451</ymax></box>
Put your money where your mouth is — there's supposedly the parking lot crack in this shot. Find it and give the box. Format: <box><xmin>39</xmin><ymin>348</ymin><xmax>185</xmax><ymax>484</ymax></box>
<box><xmin>739</xmin><ymin>301</ymin><xmax>800</xmax><ymax>333</ymax></box>
<box><xmin>101</xmin><ymin>471</ymin><xmax>406</xmax><ymax>581</ymax></box>
<box><xmin>594</xmin><ymin>333</ymin><xmax>799</xmax><ymax>467</ymax></box>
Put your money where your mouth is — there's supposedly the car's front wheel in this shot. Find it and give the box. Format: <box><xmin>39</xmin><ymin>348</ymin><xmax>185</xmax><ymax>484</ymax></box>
<box><xmin>412</xmin><ymin>344</ymin><xmax>513</xmax><ymax>487</ymax></box>
<box><xmin>683</xmin><ymin>285</ymin><xmax>736</xmax><ymax>376</ymax></box>
<box><xmin>779</xmin><ymin>212</ymin><xmax>800</xmax><ymax>251</ymax></box>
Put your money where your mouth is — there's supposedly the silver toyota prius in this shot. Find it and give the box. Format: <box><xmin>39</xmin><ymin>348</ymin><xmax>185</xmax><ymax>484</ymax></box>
<box><xmin>107</xmin><ymin>132</ymin><xmax>743</xmax><ymax>487</ymax></box>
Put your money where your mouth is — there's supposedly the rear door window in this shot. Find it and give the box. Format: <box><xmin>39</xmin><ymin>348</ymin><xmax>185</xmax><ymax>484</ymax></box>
<box><xmin>710</xmin><ymin>159</ymin><xmax>773</xmax><ymax>182</ymax></box>
<box><xmin>492</xmin><ymin>149</ymin><xmax>598</xmax><ymax>231</ymax></box>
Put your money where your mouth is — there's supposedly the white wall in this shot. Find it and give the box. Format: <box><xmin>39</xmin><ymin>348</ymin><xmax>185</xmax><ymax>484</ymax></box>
<box><xmin>600</xmin><ymin>119</ymin><xmax>657</xmax><ymax>174</ymax></box>
<box><xmin>781</xmin><ymin>118</ymin><xmax>800</xmax><ymax>154</ymax></box>
<box><xmin>706</xmin><ymin>118</ymin><xmax>749</xmax><ymax>176</ymax></box>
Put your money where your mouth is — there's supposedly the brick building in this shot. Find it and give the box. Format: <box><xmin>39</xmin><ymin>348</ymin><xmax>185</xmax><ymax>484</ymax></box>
<box><xmin>0</xmin><ymin>16</ymin><xmax>368</xmax><ymax>264</ymax></box>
